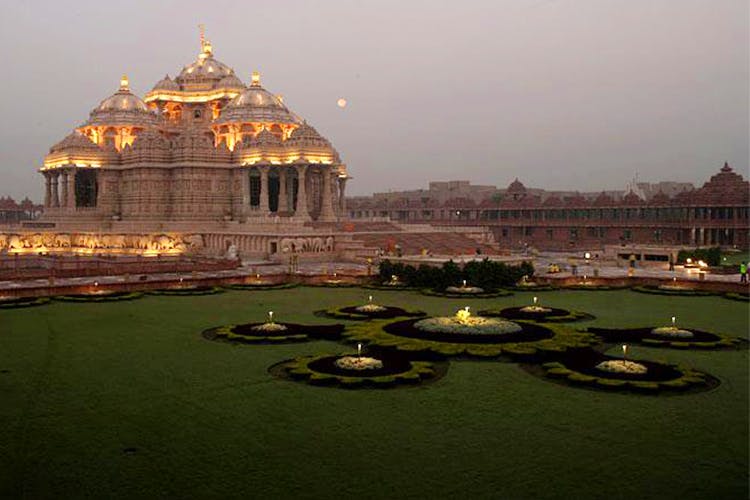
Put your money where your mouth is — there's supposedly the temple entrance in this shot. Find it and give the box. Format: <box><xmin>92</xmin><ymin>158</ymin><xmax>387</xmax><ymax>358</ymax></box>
<box><xmin>75</xmin><ymin>169</ymin><xmax>98</xmax><ymax>207</ymax></box>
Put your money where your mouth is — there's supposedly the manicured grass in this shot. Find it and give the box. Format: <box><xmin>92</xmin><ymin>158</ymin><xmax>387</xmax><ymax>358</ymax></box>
<box><xmin>0</xmin><ymin>287</ymin><xmax>747</xmax><ymax>499</ymax></box>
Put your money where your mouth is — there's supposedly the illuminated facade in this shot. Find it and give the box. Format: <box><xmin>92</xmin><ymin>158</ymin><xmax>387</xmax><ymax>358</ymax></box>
<box><xmin>40</xmin><ymin>33</ymin><xmax>348</xmax><ymax>225</ymax></box>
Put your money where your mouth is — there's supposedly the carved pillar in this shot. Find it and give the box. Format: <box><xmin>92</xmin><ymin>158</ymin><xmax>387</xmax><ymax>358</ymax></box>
<box><xmin>294</xmin><ymin>164</ymin><xmax>309</xmax><ymax>219</ymax></box>
<box><xmin>278</xmin><ymin>168</ymin><xmax>288</xmax><ymax>213</ymax></box>
<box><xmin>67</xmin><ymin>169</ymin><xmax>76</xmax><ymax>209</ymax></box>
<box><xmin>241</xmin><ymin>169</ymin><xmax>250</xmax><ymax>219</ymax></box>
<box><xmin>44</xmin><ymin>173</ymin><xmax>51</xmax><ymax>208</ymax></box>
<box><xmin>259</xmin><ymin>167</ymin><xmax>269</xmax><ymax>215</ymax></box>
<box><xmin>338</xmin><ymin>176</ymin><xmax>348</xmax><ymax>214</ymax></box>
<box><xmin>60</xmin><ymin>171</ymin><xmax>69</xmax><ymax>209</ymax></box>
<box><xmin>318</xmin><ymin>167</ymin><xmax>336</xmax><ymax>221</ymax></box>
<box><xmin>51</xmin><ymin>172</ymin><xmax>60</xmax><ymax>208</ymax></box>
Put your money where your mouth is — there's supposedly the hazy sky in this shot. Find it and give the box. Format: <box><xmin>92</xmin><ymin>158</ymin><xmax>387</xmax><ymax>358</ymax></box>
<box><xmin>0</xmin><ymin>0</ymin><xmax>747</xmax><ymax>200</ymax></box>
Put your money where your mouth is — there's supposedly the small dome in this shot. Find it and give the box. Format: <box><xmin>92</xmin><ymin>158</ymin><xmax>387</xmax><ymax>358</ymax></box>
<box><xmin>84</xmin><ymin>76</ymin><xmax>158</xmax><ymax>128</ymax></box>
<box><xmin>152</xmin><ymin>74</ymin><xmax>179</xmax><ymax>92</ymax></box>
<box><xmin>507</xmin><ymin>178</ymin><xmax>526</xmax><ymax>193</ymax></box>
<box><xmin>215</xmin><ymin>73</ymin><xmax>301</xmax><ymax>125</ymax></box>
<box><xmin>49</xmin><ymin>131</ymin><xmax>101</xmax><ymax>153</ymax></box>
<box><xmin>217</xmin><ymin>74</ymin><xmax>245</xmax><ymax>90</ymax></box>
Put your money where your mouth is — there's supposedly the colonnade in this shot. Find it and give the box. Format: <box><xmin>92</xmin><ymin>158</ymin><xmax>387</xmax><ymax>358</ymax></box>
<box><xmin>243</xmin><ymin>164</ymin><xmax>347</xmax><ymax>221</ymax></box>
<box><xmin>43</xmin><ymin>169</ymin><xmax>76</xmax><ymax>209</ymax></box>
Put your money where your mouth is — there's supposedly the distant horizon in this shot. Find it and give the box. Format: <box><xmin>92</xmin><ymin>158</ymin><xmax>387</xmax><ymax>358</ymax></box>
<box><xmin>1</xmin><ymin>0</ymin><xmax>747</xmax><ymax>202</ymax></box>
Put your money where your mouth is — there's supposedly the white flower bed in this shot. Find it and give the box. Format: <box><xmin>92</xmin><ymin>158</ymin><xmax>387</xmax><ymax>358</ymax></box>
<box><xmin>445</xmin><ymin>286</ymin><xmax>485</xmax><ymax>294</ymax></box>
<box><xmin>414</xmin><ymin>316</ymin><xmax>522</xmax><ymax>335</ymax></box>
<box><xmin>355</xmin><ymin>304</ymin><xmax>387</xmax><ymax>313</ymax></box>
<box><xmin>519</xmin><ymin>305</ymin><xmax>552</xmax><ymax>313</ymax></box>
<box><xmin>251</xmin><ymin>322</ymin><xmax>288</xmax><ymax>332</ymax></box>
<box><xmin>595</xmin><ymin>360</ymin><xmax>648</xmax><ymax>375</ymax></box>
<box><xmin>651</xmin><ymin>326</ymin><xmax>694</xmax><ymax>338</ymax></box>
<box><xmin>334</xmin><ymin>356</ymin><xmax>384</xmax><ymax>371</ymax></box>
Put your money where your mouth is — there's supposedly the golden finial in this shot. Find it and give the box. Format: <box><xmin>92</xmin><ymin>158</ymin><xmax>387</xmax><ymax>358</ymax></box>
<box><xmin>251</xmin><ymin>71</ymin><xmax>261</xmax><ymax>86</ymax></box>
<box><xmin>198</xmin><ymin>24</ymin><xmax>212</xmax><ymax>56</ymax></box>
<box><xmin>120</xmin><ymin>75</ymin><xmax>129</xmax><ymax>91</ymax></box>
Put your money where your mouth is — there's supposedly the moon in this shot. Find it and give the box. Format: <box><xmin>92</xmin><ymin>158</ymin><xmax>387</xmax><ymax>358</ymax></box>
<box><xmin>337</xmin><ymin>98</ymin><xmax>347</xmax><ymax>108</ymax></box>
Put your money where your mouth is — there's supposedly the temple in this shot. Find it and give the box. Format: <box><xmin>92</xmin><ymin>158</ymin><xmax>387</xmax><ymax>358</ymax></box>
<box><xmin>39</xmin><ymin>32</ymin><xmax>347</xmax><ymax>227</ymax></box>
<box><xmin>347</xmin><ymin>163</ymin><xmax>750</xmax><ymax>250</ymax></box>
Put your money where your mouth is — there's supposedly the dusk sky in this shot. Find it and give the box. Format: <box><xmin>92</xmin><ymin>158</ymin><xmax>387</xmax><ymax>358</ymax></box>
<box><xmin>0</xmin><ymin>0</ymin><xmax>747</xmax><ymax>200</ymax></box>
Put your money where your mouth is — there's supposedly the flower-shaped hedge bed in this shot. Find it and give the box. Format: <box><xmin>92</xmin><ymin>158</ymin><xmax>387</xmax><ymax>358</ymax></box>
<box><xmin>149</xmin><ymin>286</ymin><xmax>223</xmax><ymax>296</ymax></box>
<box><xmin>0</xmin><ymin>296</ymin><xmax>50</xmax><ymax>309</ymax></box>
<box><xmin>538</xmin><ymin>349</ymin><xmax>716</xmax><ymax>393</ymax></box>
<box><xmin>319</xmin><ymin>305</ymin><xmax>426</xmax><ymax>321</ymax></box>
<box><xmin>479</xmin><ymin>307</ymin><xmax>594</xmax><ymax>323</ymax></box>
<box><xmin>631</xmin><ymin>285</ymin><xmax>714</xmax><ymax>297</ymax></box>
<box><xmin>586</xmin><ymin>327</ymin><xmax>744</xmax><ymax>349</ymax></box>
<box><xmin>203</xmin><ymin>322</ymin><xmax>345</xmax><ymax>344</ymax></box>
<box><xmin>54</xmin><ymin>291</ymin><xmax>143</xmax><ymax>302</ymax></box>
<box><xmin>420</xmin><ymin>288</ymin><xmax>513</xmax><ymax>299</ymax></box>
<box><xmin>270</xmin><ymin>349</ymin><xmax>446</xmax><ymax>389</ymax></box>
<box><xmin>342</xmin><ymin>319</ymin><xmax>599</xmax><ymax>359</ymax></box>
<box><xmin>225</xmin><ymin>283</ymin><xmax>297</xmax><ymax>291</ymax></box>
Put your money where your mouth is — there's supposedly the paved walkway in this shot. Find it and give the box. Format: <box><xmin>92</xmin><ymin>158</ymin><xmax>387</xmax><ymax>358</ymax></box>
<box><xmin>0</xmin><ymin>255</ymin><xmax>745</xmax><ymax>293</ymax></box>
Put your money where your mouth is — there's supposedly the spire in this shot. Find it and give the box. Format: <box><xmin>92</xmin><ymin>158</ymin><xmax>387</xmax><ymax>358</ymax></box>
<box><xmin>198</xmin><ymin>23</ymin><xmax>212</xmax><ymax>57</ymax></box>
<box><xmin>251</xmin><ymin>70</ymin><xmax>261</xmax><ymax>87</ymax></box>
<box><xmin>119</xmin><ymin>74</ymin><xmax>129</xmax><ymax>91</ymax></box>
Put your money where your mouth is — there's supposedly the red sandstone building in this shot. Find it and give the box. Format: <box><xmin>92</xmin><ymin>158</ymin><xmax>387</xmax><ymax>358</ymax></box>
<box><xmin>347</xmin><ymin>163</ymin><xmax>749</xmax><ymax>251</ymax></box>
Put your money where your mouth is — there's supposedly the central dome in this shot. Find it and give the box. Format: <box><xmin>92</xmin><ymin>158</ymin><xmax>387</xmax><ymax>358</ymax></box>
<box><xmin>176</xmin><ymin>43</ymin><xmax>233</xmax><ymax>87</ymax></box>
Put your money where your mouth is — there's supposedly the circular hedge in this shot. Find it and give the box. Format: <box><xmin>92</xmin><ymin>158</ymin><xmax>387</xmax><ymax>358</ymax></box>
<box><xmin>723</xmin><ymin>292</ymin><xmax>749</xmax><ymax>302</ymax></box>
<box><xmin>224</xmin><ymin>282</ymin><xmax>298</xmax><ymax>291</ymax></box>
<box><xmin>319</xmin><ymin>305</ymin><xmax>426</xmax><ymax>321</ymax></box>
<box><xmin>508</xmin><ymin>284</ymin><xmax>557</xmax><ymax>292</ymax></box>
<box><xmin>361</xmin><ymin>283</ymin><xmax>421</xmax><ymax>291</ymax></box>
<box><xmin>560</xmin><ymin>284</ymin><xmax>628</xmax><ymax>291</ymax></box>
<box><xmin>0</xmin><ymin>296</ymin><xmax>50</xmax><ymax>309</ymax></box>
<box><xmin>149</xmin><ymin>286</ymin><xmax>223</xmax><ymax>296</ymax></box>
<box><xmin>203</xmin><ymin>322</ymin><xmax>344</xmax><ymax>344</ymax></box>
<box><xmin>342</xmin><ymin>319</ymin><xmax>600</xmax><ymax>359</ymax></box>
<box><xmin>420</xmin><ymin>288</ymin><xmax>513</xmax><ymax>299</ymax></box>
<box><xmin>54</xmin><ymin>291</ymin><xmax>143</xmax><ymax>303</ymax></box>
<box><xmin>586</xmin><ymin>326</ymin><xmax>744</xmax><ymax>349</ymax></box>
<box><xmin>631</xmin><ymin>285</ymin><xmax>715</xmax><ymax>297</ymax></box>
<box><xmin>539</xmin><ymin>350</ymin><xmax>716</xmax><ymax>393</ymax></box>
<box><xmin>271</xmin><ymin>350</ymin><xmax>444</xmax><ymax>389</ymax></box>
<box><xmin>478</xmin><ymin>307</ymin><xmax>594</xmax><ymax>323</ymax></box>
<box><xmin>304</xmin><ymin>281</ymin><xmax>358</xmax><ymax>289</ymax></box>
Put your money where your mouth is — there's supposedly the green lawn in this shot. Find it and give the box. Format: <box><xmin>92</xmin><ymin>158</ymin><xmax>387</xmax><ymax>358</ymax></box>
<box><xmin>0</xmin><ymin>288</ymin><xmax>747</xmax><ymax>499</ymax></box>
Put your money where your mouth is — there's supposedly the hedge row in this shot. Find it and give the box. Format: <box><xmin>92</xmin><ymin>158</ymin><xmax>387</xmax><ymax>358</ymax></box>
<box><xmin>378</xmin><ymin>259</ymin><xmax>534</xmax><ymax>292</ymax></box>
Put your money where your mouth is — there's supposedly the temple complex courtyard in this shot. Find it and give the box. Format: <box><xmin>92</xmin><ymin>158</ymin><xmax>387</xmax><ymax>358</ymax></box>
<box><xmin>0</xmin><ymin>286</ymin><xmax>746</xmax><ymax>499</ymax></box>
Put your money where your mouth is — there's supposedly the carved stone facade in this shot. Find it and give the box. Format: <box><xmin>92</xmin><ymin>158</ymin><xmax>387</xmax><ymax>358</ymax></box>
<box><xmin>39</xmin><ymin>37</ymin><xmax>348</xmax><ymax>227</ymax></box>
